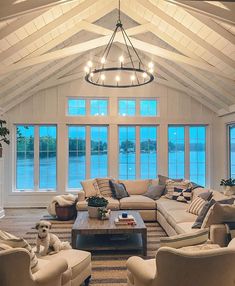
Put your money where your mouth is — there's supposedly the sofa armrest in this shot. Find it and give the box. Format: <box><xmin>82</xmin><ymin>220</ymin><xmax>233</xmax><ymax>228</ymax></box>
<box><xmin>33</xmin><ymin>257</ymin><xmax>68</xmax><ymax>285</ymax></box>
<box><xmin>126</xmin><ymin>256</ymin><xmax>156</xmax><ymax>285</ymax></box>
<box><xmin>77</xmin><ymin>190</ymin><xmax>86</xmax><ymax>202</ymax></box>
<box><xmin>210</xmin><ymin>224</ymin><xmax>228</xmax><ymax>247</ymax></box>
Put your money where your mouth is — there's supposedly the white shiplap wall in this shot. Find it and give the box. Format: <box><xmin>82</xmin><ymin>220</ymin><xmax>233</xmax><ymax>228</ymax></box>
<box><xmin>3</xmin><ymin>79</ymin><xmax>223</xmax><ymax>207</ymax></box>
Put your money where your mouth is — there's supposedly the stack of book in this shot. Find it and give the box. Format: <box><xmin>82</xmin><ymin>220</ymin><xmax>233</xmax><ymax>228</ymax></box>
<box><xmin>114</xmin><ymin>214</ymin><xmax>136</xmax><ymax>226</ymax></box>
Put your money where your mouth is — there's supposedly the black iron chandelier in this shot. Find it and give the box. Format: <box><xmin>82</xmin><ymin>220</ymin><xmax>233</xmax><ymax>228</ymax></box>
<box><xmin>84</xmin><ymin>0</ymin><xmax>154</xmax><ymax>88</ymax></box>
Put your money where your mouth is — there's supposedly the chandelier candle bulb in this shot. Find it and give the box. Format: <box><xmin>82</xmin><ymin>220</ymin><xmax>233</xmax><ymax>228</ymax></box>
<box><xmin>101</xmin><ymin>57</ymin><xmax>106</xmax><ymax>64</ymax></box>
<box><xmin>148</xmin><ymin>62</ymin><xmax>154</xmax><ymax>69</ymax></box>
<box><xmin>84</xmin><ymin>66</ymin><xmax>89</xmax><ymax>73</ymax></box>
<box><xmin>87</xmin><ymin>61</ymin><xmax>93</xmax><ymax>67</ymax></box>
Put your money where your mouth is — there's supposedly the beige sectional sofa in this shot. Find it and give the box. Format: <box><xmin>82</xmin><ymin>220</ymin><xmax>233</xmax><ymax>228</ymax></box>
<box><xmin>76</xmin><ymin>178</ymin><xmax>233</xmax><ymax>245</ymax></box>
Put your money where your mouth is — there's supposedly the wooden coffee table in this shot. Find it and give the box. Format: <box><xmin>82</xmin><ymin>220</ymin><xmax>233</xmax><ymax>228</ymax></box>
<box><xmin>72</xmin><ymin>210</ymin><xmax>147</xmax><ymax>256</ymax></box>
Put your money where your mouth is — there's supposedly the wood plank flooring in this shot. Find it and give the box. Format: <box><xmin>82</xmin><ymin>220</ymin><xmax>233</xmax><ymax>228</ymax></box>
<box><xmin>0</xmin><ymin>208</ymin><xmax>47</xmax><ymax>237</ymax></box>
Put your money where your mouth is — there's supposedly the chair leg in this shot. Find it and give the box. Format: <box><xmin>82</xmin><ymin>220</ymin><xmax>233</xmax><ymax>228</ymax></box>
<box><xmin>84</xmin><ymin>275</ymin><xmax>91</xmax><ymax>286</ymax></box>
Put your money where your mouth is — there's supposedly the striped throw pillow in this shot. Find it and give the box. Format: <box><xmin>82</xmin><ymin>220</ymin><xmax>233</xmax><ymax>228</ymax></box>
<box><xmin>160</xmin><ymin>229</ymin><xmax>209</xmax><ymax>249</ymax></box>
<box><xmin>187</xmin><ymin>196</ymin><xmax>206</xmax><ymax>215</ymax></box>
<box><xmin>165</xmin><ymin>179</ymin><xmax>191</xmax><ymax>200</ymax></box>
<box><xmin>96</xmin><ymin>178</ymin><xmax>113</xmax><ymax>197</ymax></box>
<box><xmin>0</xmin><ymin>230</ymin><xmax>38</xmax><ymax>271</ymax></box>
<box><xmin>172</xmin><ymin>187</ymin><xmax>192</xmax><ymax>203</ymax></box>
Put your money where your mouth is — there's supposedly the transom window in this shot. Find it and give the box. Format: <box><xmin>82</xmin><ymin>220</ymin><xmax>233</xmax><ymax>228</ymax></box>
<box><xmin>90</xmin><ymin>100</ymin><xmax>108</xmax><ymax>116</ymax></box>
<box><xmin>16</xmin><ymin>125</ymin><xmax>57</xmax><ymax>191</ymax></box>
<box><xmin>119</xmin><ymin>99</ymin><xmax>136</xmax><ymax>116</ymax></box>
<box><xmin>229</xmin><ymin>124</ymin><xmax>235</xmax><ymax>178</ymax></box>
<box><xmin>68</xmin><ymin>99</ymin><xmax>86</xmax><ymax>116</ymax></box>
<box><xmin>140</xmin><ymin>99</ymin><xmax>157</xmax><ymax>116</ymax></box>
<box><xmin>67</xmin><ymin>98</ymin><xmax>108</xmax><ymax>116</ymax></box>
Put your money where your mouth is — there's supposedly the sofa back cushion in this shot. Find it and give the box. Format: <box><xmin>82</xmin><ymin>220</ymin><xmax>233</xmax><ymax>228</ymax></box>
<box><xmin>118</xmin><ymin>179</ymin><xmax>151</xmax><ymax>195</ymax></box>
<box><xmin>81</xmin><ymin>179</ymin><xmax>100</xmax><ymax>197</ymax></box>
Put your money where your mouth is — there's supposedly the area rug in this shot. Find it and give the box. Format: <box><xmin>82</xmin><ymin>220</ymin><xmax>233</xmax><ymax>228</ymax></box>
<box><xmin>24</xmin><ymin>219</ymin><xmax>167</xmax><ymax>286</ymax></box>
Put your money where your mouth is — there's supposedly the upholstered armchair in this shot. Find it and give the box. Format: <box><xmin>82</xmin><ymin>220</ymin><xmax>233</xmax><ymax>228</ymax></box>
<box><xmin>127</xmin><ymin>246</ymin><xmax>235</xmax><ymax>286</ymax></box>
<box><xmin>0</xmin><ymin>248</ymin><xmax>91</xmax><ymax>286</ymax></box>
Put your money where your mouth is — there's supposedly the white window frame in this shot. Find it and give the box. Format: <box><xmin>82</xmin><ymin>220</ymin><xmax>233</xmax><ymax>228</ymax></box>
<box><xmin>228</xmin><ymin>123</ymin><xmax>235</xmax><ymax>178</ymax></box>
<box><xmin>14</xmin><ymin>124</ymin><xmax>57</xmax><ymax>192</ymax></box>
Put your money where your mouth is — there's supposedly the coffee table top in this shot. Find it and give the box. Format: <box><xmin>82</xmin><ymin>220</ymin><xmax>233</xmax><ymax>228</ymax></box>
<box><xmin>72</xmin><ymin>210</ymin><xmax>146</xmax><ymax>235</ymax></box>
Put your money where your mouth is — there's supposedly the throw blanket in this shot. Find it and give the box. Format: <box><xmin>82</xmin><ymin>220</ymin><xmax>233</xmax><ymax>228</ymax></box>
<box><xmin>225</xmin><ymin>222</ymin><xmax>235</xmax><ymax>242</ymax></box>
<box><xmin>47</xmin><ymin>194</ymin><xmax>77</xmax><ymax>216</ymax></box>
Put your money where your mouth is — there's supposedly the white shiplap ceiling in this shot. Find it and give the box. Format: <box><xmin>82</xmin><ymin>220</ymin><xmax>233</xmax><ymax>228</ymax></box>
<box><xmin>0</xmin><ymin>0</ymin><xmax>234</xmax><ymax>115</ymax></box>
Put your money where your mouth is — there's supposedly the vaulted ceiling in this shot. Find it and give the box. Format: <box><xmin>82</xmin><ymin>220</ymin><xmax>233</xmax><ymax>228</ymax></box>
<box><xmin>0</xmin><ymin>0</ymin><xmax>234</xmax><ymax>115</ymax></box>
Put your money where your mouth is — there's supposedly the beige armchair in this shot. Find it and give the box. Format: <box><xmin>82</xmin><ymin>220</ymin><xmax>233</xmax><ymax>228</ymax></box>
<box><xmin>0</xmin><ymin>248</ymin><xmax>91</xmax><ymax>286</ymax></box>
<box><xmin>127</xmin><ymin>247</ymin><xmax>235</xmax><ymax>286</ymax></box>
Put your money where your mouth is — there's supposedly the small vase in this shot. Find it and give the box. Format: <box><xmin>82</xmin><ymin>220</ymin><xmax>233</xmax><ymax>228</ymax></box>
<box><xmin>223</xmin><ymin>186</ymin><xmax>235</xmax><ymax>196</ymax></box>
<box><xmin>88</xmin><ymin>206</ymin><xmax>101</xmax><ymax>218</ymax></box>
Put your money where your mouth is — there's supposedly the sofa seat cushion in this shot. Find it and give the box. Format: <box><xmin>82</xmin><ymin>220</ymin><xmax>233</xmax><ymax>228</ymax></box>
<box><xmin>167</xmin><ymin>210</ymin><xmax>197</xmax><ymax>226</ymax></box>
<box><xmin>157</xmin><ymin>198</ymin><xmax>188</xmax><ymax>218</ymax></box>
<box><xmin>42</xmin><ymin>249</ymin><xmax>91</xmax><ymax>280</ymax></box>
<box><xmin>76</xmin><ymin>197</ymin><xmax>120</xmax><ymax>211</ymax></box>
<box><xmin>174</xmin><ymin>222</ymin><xmax>198</xmax><ymax>234</ymax></box>
<box><xmin>118</xmin><ymin>180</ymin><xmax>151</xmax><ymax>195</ymax></box>
<box><xmin>120</xmin><ymin>195</ymin><xmax>155</xmax><ymax>210</ymax></box>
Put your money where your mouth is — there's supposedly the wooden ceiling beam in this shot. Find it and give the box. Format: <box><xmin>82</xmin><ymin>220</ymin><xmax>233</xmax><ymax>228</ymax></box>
<box><xmin>0</xmin><ymin>0</ymin><xmax>78</xmax><ymax>21</ymax></box>
<box><xmin>135</xmin><ymin>0</ymin><xmax>235</xmax><ymax>72</ymax></box>
<box><xmin>166</xmin><ymin>0</ymin><xmax>235</xmax><ymax>25</ymax></box>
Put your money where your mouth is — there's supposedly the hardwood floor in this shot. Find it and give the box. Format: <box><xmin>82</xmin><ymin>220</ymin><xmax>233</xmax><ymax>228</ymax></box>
<box><xmin>0</xmin><ymin>208</ymin><xmax>47</xmax><ymax>237</ymax></box>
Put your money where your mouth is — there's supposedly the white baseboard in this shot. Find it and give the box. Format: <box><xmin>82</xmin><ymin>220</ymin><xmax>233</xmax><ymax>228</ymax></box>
<box><xmin>0</xmin><ymin>208</ymin><xmax>5</xmax><ymax>219</ymax></box>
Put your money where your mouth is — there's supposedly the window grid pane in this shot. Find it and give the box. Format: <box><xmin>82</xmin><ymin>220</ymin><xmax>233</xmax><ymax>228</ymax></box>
<box><xmin>119</xmin><ymin>126</ymin><xmax>136</xmax><ymax>179</ymax></box>
<box><xmin>140</xmin><ymin>126</ymin><xmax>157</xmax><ymax>179</ymax></box>
<box><xmin>168</xmin><ymin>126</ymin><xmax>185</xmax><ymax>179</ymax></box>
<box><xmin>16</xmin><ymin>125</ymin><xmax>34</xmax><ymax>190</ymax></box>
<box><xmin>39</xmin><ymin>126</ymin><xmax>57</xmax><ymax>190</ymax></box>
<box><xmin>230</xmin><ymin>125</ymin><xmax>235</xmax><ymax>178</ymax></box>
<box><xmin>119</xmin><ymin>100</ymin><xmax>136</xmax><ymax>116</ymax></box>
<box><xmin>68</xmin><ymin>126</ymin><xmax>86</xmax><ymax>188</ymax></box>
<box><xmin>90</xmin><ymin>126</ymin><xmax>108</xmax><ymax>178</ymax></box>
<box><xmin>68</xmin><ymin>99</ymin><xmax>86</xmax><ymax>116</ymax></box>
<box><xmin>90</xmin><ymin>100</ymin><xmax>108</xmax><ymax>116</ymax></box>
<box><xmin>189</xmin><ymin>126</ymin><xmax>206</xmax><ymax>186</ymax></box>
<box><xmin>140</xmin><ymin>100</ymin><xmax>157</xmax><ymax>116</ymax></box>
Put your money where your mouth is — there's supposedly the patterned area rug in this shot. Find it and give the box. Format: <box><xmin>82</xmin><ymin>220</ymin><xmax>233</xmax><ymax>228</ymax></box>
<box><xmin>24</xmin><ymin>219</ymin><xmax>167</xmax><ymax>286</ymax></box>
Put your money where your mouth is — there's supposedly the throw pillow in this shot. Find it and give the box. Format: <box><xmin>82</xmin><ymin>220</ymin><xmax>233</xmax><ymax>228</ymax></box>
<box><xmin>160</xmin><ymin>229</ymin><xmax>209</xmax><ymax>249</ymax></box>
<box><xmin>0</xmin><ymin>243</ymin><xmax>12</xmax><ymax>251</ymax></box>
<box><xmin>109</xmin><ymin>181</ymin><xmax>129</xmax><ymax>199</ymax></box>
<box><xmin>202</xmin><ymin>203</ymin><xmax>235</xmax><ymax>229</ymax></box>
<box><xmin>96</xmin><ymin>178</ymin><xmax>113</xmax><ymax>197</ymax></box>
<box><xmin>0</xmin><ymin>230</ymin><xmax>38</xmax><ymax>271</ymax></box>
<box><xmin>165</xmin><ymin>179</ymin><xmax>191</xmax><ymax>200</ymax></box>
<box><xmin>192</xmin><ymin>198</ymin><xmax>235</xmax><ymax>229</ymax></box>
<box><xmin>81</xmin><ymin>178</ymin><xmax>100</xmax><ymax>197</ymax></box>
<box><xmin>143</xmin><ymin>184</ymin><xmax>165</xmax><ymax>200</ymax></box>
<box><xmin>172</xmin><ymin>187</ymin><xmax>192</xmax><ymax>203</ymax></box>
<box><xmin>158</xmin><ymin>174</ymin><xmax>169</xmax><ymax>185</ymax></box>
<box><xmin>187</xmin><ymin>196</ymin><xmax>206</xmax><ymax>215</ymax></box>
<box><xmin>198</xmin><ymin>191</ymin><xmax>213</xmax><ymax>201</ymax></box>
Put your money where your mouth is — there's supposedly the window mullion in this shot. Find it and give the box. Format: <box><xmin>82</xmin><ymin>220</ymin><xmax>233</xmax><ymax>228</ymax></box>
<box><xmin>86</xmin><ymin>126</ymin><xmax>91</xmax><ymax>179</ymax></box>
<box><xmin>34</xmin><ymin>126</ymin><xmax>39</xmax><ymax>191</ymax></box>
<box><xmin>136</xmin><ymin>126</ymin><xmax>140</xmax><ymax>179</ymax></box>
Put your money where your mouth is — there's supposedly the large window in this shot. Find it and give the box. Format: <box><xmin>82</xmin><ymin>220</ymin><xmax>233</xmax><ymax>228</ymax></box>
<box><xmin>140</xmin><ymin>99</ymin><xmax>157</xmax><ymax>116</ymax></box>
<box><xmin>140</xmin><ymin>126</ymin><xmax>157</xmax><ymax>178</ymax></box>
<box><xmin>168</xmin><ymin>126</ymin><xmax>185</xmax><ymax>179</ymax></box>
<box><xmin>90</xmin><ymin>126</ymin><xmax>108</xmax><ymax>178</ymax></box>
<box><xmin>229</xmin><ymin>124</ymin><xmax>235</xmax><ymax>178</ymax></box>
<box><xmin>16</xmin><ymin>126</ymin><xmax>34</xmax><ymax>190</ymax></box>
<box><xmin>119</xmin><ymin>126</ymin><xmax>136</xmax><ymax>179</ymax></box>
<box><xmin>16</xmin><ymin>125</ymin><xmax>57</xmax><ymax>191</ymax></box>
<box><xmin>68</xmin><ymin>125</ymin><xmax>108</xmax><ymax>189</ymax></box>
<box><xmin>168</xmin><ymin>125</ymin><xmax>207</xmax><ymax>185</ymax></box>
<box><xmin>189</xmin><ymin>126</ymin><xmax>206</xmax><ymax>186</ymax></box>
<box><xmin>68</xmin><ymin>126</ymin><xmax>86</xmax><ymax>189</ymax></box>
<box><xmin>90</xmin><ymin>100</ymin><xmax>108</xmax><ymax>116</ymax></box>
<box><xmin>119</xmin><ymin>100</ymin><xmax>136</xmax><ymax>116</ymax></box>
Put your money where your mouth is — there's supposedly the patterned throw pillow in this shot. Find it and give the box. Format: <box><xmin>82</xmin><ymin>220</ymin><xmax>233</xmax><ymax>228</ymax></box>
<box><xmin>165</xmin><ymin>179</ymin><xmax>191</xmax><ymax>200</ymax></box>
<box><xmin>172</xmin><ymin>187</ymin><xmax>192</xmax><ymax>203</ymax></box>
<box><xmin>0</xmin><ymin>230</ymin><xmax>38</xmax><ymax>271</ymax></box>
<box><xmin>187</xmin><ymin>196</ymin><xmax>206</xmax><ymax>215</ymax></box>
<box><xmin>109</xmin><ymin>181</ymin><xmax>129</xmax><ymax>199</ymax></box>
<box><xmin>96</xmin><ymin>178</ymin><xmax>113</xmax><ymax>197</ymax></box>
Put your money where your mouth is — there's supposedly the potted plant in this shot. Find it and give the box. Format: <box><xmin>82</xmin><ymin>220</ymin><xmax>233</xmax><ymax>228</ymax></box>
<box><xmin>0</xmin><ymin>120</ymin><xmax>10</xmax><ymax>158</ymax></box>
<box><xmin>86</xmin><ymin>196</ymin><xmax>108</xmax><ymax>218</ymax></box>
<box><xmin>220</xmin><ymin>178</ymin><xmax>235</xmax><ymax>196</ymax></box>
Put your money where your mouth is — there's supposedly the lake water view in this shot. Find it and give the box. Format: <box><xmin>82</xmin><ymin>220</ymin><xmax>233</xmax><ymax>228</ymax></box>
<box><xmin>16</xmin><ymin>151</ymin><xmax>212</xmax><ymax>190</ymax></box>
